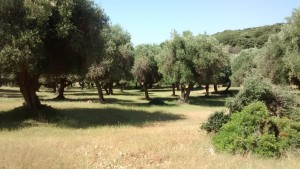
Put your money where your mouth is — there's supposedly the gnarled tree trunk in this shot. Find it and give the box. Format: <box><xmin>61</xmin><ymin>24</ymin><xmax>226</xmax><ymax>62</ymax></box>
<box><xmin>180</xmin><ymin>83</ymin><xmax>193</xmax><ymax>102</ymax></box>
<box><xmin>79</xmin><ymin>82</ymin><xmax>85</xmax><ymax>90</ymax></box>
<box><xmin>205</xmin><ymin>84</ymin><xmax>210</xmax><ymax>96</ymax></box>
<box><xmin>144</xmin><ymin>83</ymin><xmax>150</xmax><ymax>100</ymax></box>
<box><xmin>172</xmin><ymin>83</ymin><xmax>176</xmax><ymax>96</ymax></box>
<box><xmin>214</xmin><ymin>84</ymin><xmax>218</xmax><ymax>93</ymax></box>
<box><xmin>95</xmin><ymin>80</ymin><xmax>105</xmax><ymax>103</ymax></box>
<box><xmin>103</xmin><ymin>84</ymin><xmax>109</xmax><ymax>95</ymax></box>
<box><xmin>16</xmin><ymin>72</ymin><xmax>41</xmax><ymax>110</ymax></box>
<box><xmin>224</xmin><ymin>82</ymin><xmax>231</xmax><ymax>92</ymax></box>
<box><xmin>176</xmin><ymin>83</ymin><xmax>180</xmax><ymax>90</ymax></box>
<box><xmin>180</xmin><ymin>84</ymin><xmax>185</xmax><ymax>100</ymax></box>
<box><xmin>108</xmin><ymin>82</ymin><xmax>113</xmax><ymax>95</ymax></box>
<box><xmin>56</xmin><ymin>78</ymin><xmax>71</xmax><ymax>100</ymax></box>
<box><xmin>139</xmin><ymin>82</ymin><xmax>144</xmax><ymax>92</ymax></box>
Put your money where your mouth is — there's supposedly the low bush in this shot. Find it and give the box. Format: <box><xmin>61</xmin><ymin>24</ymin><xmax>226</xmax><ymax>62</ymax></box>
<box><xmin>226</xmin><ymin>75</ymin><xmax>299</xmax><ymax>118</ymax></box>
<box><xmin>212</xmin><ymin>102</ymin><xmax>300</xmax><ymax>157</ymax></box>
<box><xmin>201</xmin><ymin>111</ymin><xmax>230</xmax><ymax>133</ymax></box>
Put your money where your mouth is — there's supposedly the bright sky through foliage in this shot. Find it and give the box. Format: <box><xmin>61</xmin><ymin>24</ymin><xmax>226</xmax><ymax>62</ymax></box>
<box><xmin>96</xmin><ymin>0</ymin><xmax>300</xmax><ymax>45</ymax></box>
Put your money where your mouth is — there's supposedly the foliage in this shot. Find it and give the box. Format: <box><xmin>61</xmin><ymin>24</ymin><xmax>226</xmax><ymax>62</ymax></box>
<box><xmin>0</xmin><ymin>0</ymin><xmax>108</xmax><ymax>109</ymax></box>
<box><xmin>254</xmin><ymin>7</ymin><xmax>300</xmax><ymax>87</ymax></box>
<box><xmin>214</xmin><ymin>23</ymin><xmax>283</xmax><ymax>49</ymax></box>
<box><xmin>226</xmin><ymin>75</ymin><xmax>299</xmax><ymax>118</ymax></box>
<box><xmin>132</xmin><ymin>44</ymin><xmax>161</xmax><ymax>85</ymax></box>
<box><xmin>191</xmin><ymin>35</ymin><xmax>231</xmax><ymax>86</ymax></box>
<box><xmin>0</xmin><ymin>0</ymin><xmax>47</xmax><ymax>75</ymax></box>
<box><xmin>132</xmin><ymin>44</ymin><xmax>161</xmax><ymax>99</ymax></box>
<box><xmin>156</xmin><ymin>31</ymin><xmax>230</xmax><ymax>99</ymax></box>
<box><xmin>213</xmin><ymin>102</ymin><xmax>299</xmax><ymax>157</ymax></box>
<box><xmin>156</xmin><ymin>31</ymin><xmax>195</xmax><ymax>85</ymax></box>
<box><xmin>282</xmin><ymin>8</ymin><xmax>300</xmax><ymax>88</ymax></box>
<box><xmin>230</xmin><ymin>48</ymin><xmax>259</xmax><ymax>86</ymax></box>
<box><xmin>201</xmin><ymin>111</ymin><xmax>230</xmax><ymax>133</ymax></box>
<box><xmin>157</xmin><ymin>31</ymin><xmax>230</xmax><ymax>86</ymax></box>
<box><xmin>88</xmin><ymin>24</ymin><xmax>133</xmax><ymax>83</ymax></box>
<box><xmin>256</xmin><ymin>33</ymin><xmax>289</xmax><ymax>85</ymax></box>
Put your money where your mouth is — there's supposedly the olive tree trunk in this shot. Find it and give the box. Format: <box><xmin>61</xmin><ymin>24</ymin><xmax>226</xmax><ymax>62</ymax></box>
<box><xmin>95</xmin><ymin>80</ymin><xmax>105</xmax><ymax>103</ymax></box>
<box><xmin>180</xmin><ymin>83</ymin><xmax>193</xmax><ymax>102</ymax></box>
<box><xmin>176</xmin><ymin>83</ymin><xmax>180</xmax><ymax>90</ymax></box>
<box><xmin>108</xmin><ymin>82</ymin><xmax>113</xmax><ymax>95</ymax></box>
<box><xmin>103</xmin><ymin>84</ymin><xmax>110</xmax><ymax>95</ymax></box>
<box><xmin>144</xmin><ymin>83</ymin><xmax>150</xmax><ymax>100</ymax></box>
<box><xmin>56</xmin><ymin>78</ymin><xmax>71</xmax><ymax>100</ymax></box>
<box><xmin>16</xmin><ymin>73</ymin><xmax>41</xmax><ymax>110</ymax></box>
<box><xmin>172</xmin><ymin>83</ymin><xmax>176</xmax><ymax>96</ymax></box>
<box><xmin>224</xmin><ymin>82</ymin><xmax>231</xmax><ymax>92</ymax></box>
<box><xmin>79</xmin><ymin>82</ymin><xmax>85</xmax><ymax>90</ymax></box>
<box><xmin>214</xmin><ymin>84</ymin><xmax>218</xmax><ymax>93</ymax></box>
<box><xmin>205</xmin><ymin>84</ymin><xmax>210</xmax><ymax>96</ymax></box>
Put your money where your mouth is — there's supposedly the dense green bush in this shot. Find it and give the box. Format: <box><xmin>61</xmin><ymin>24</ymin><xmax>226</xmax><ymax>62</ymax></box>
<box><xmin>213</xmin><ymin>102</ymin><xmax>278</xmax><ymax>157</ymax></box>
<box><xmin>212</xmin><ymin>102</ymin><xmax>300</xmax><ymax>157</ymax></box>
<box><xmin>201</xmin><ymin>111</ymin><xmax>230</xmax><ymax>133</ymax></box>
<box><xmin>272</xmin><ymin>117</ymin><xmax>300</xmax><ymax>150</ymax></box>
<box><xmin>226</xmin><ymin>75</ymin><xmax>298</xmax><ymax>118</ymax></box>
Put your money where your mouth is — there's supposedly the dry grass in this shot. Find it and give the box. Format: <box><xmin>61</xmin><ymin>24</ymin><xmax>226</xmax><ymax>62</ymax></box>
<box><xmin>0</xmin><ymin>86</ymin><xmax>299</xmax><ymax>169</ymax></box>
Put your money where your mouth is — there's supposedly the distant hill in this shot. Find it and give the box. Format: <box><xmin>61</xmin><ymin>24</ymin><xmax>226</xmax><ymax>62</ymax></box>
<box><xmin>213</xmin><ymin>23</ymin><xmax>283</xmax><ymax>50</ymax></box>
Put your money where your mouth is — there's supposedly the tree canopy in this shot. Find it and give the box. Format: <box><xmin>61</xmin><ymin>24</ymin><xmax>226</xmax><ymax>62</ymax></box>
<box><xmin>156</xmin><ymin>31</ymin><xmax>230</xmax><ymax>100</ymax></box>
<box><xmin>132</xmin><ymin>44</ymin><xmax>161</xmax><ymax>100</ymax></box>
<box><xmin>0</xmin><ymin>0</ymin><xmax>108</xmax><ymax>109</ymax></box>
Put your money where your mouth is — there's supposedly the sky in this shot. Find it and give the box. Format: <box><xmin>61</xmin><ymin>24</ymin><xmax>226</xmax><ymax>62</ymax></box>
<box><xmin>95</xmin><ymin>0</ymin><xmax>300</xmax><ymax>46</ymax></box>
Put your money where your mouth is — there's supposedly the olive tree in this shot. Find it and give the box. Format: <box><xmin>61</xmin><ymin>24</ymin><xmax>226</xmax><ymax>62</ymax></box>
<box><xmin>0</xmin><ymin>0</ymin><xmax>53</xmax><ymax>109</ymax></box>
<box><xmin>0</xmin><ymin>0</ymin><xmax>108</xmax><ymax>109</ymax></box>
<box><xmin>132</xmin><ymin>44</ymin><xmax>161</xmax><ymax>100</ymax></box>
<box><xmin>156</xmin><ymin>31</ymin><xmax>196</xmax><ymax>101</ymax></box>
<box><xmin>88</xmin><ymin>24</ymin><xmax>133</xmax><ymax>103</ymax></box>
<box><xmin>255</xmin><ymin>8</ymin><xmax>300</xmax><ymax>88</ymax></box>
<box><xmin>44</xmin><ymin>0</ymin><xmax>108</xmax><ymax>99</ymax></box>
<box><xmin>157</xmin><ymin>31</ymin><xmax>230</xmax><ymax>100</ymax></box>
<box><xmin>283</xmin><ymin>8</ymin><xmax>300</xmax><ymax>89</ymax></box>
<box><xmin>191</xmin><ymin>35</ymin><xmax>230</xmax><ymax>96</ymax></box>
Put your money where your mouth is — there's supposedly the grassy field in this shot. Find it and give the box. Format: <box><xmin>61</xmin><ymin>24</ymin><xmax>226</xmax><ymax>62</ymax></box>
<box><xmin>0</xmin><ymin>86</ymin><xmax>299</xmax><ymax>169</ymax></box>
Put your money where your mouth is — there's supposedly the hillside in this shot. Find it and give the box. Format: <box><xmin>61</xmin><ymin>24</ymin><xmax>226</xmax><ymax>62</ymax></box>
<box><xmin>214</xmin><ymin>23</ymin><xmax>283</xmax><ymax>49</ymax></box>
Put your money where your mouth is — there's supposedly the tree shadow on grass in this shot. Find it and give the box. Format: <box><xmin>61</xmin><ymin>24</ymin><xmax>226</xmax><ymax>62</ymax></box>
<box><xmin>62</xmin><ymin>89</ymin><xmax>141</xmax><ymax>96</ymax></box>
<box><xmin>0</xmin><ymin>106</ymin><xmax>184</xmax><ymax>130</ymax></box>
<box><xmin>112</xmin><ymin>97</ymin><xmax>179</xmax><ymax>107</ymax></box>
<box><xmin>41</xmin><ymin>96</ymin><xmax>179</xmax><ymax>108</ymax></box>
<box><xmin>40</xmin><ymin>97</ymin><xmax>135</xmax><ymax>105</ymax></box>
<box><xmin>187</xmin><ymin>89</ymin><xmax>240</xmax><ymax>107</ymax></box>
<box><xmin>211</xmin><ymin>89</ymin><xmax>240</xmax><ymax>97</ymax></box>
<box><xmin>189</xmin><ymin>95</ymin><xmax>228</xmax><ymax>107</ymax></box>
<box><xmin>41</xmin><ymin>97</ymin><xmax>99</xmax><ymax>102</ymax></box>
<box><xmin>64</xmin><ymin>92</ymin><xmax>98</xmax><ymax>96</ymax></box>
<box><xmin>0</xmin><ymin>105</ymin><xmax>60</xmax><ymax>130</ymax></box>
<box><xmin>58</xmin><ymin>108</ymin><xmax>184</xmax><ymax>128</ymax></box>
<box><xmin>110</xmin><ymin>92</ymin><xmax>141</xmax><ymax>96</ymax></box>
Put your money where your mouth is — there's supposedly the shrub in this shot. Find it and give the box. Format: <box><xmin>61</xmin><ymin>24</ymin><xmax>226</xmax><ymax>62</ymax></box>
<box><xmin>226</xmin><ymin>74</ymin><xmax>299</xmax><ymax>118</ymax></box>
<box><xmin>212</xmin><ymin>102</ymin><xmax>300</xmax><ymax>157</ymax></box>
<box><xmin>201</xmin><ymin>111</ymin><xmax>230</xmax><ymax>133</ymax></box>
<box><xmin>271</xmin><ymin>117</ymin><xmax>300</xmax><ymax>150</ymax></box>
